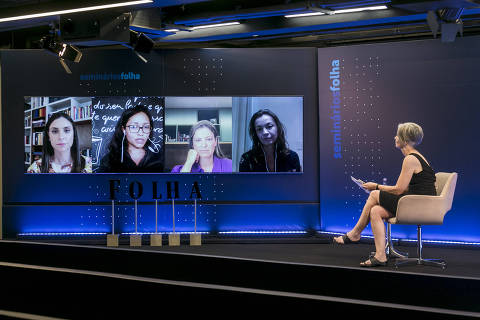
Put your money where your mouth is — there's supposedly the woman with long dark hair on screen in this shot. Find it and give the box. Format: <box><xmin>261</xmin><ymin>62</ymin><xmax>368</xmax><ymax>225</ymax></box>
<box><xmin>239</xmin><ymin>109</ymin><xmax>301</xmax><ymax>172</ymax></box>
<box><xmin>27</xmin><ymin>112</ymin><xmax>92</xmax><ymax>173</ymax></box>
<box><xmin>333</xmin><ymin>122</ymin><xmax>436</xmax><ymax>267</ymax></box>
<box><xmin>97</xmin><ymin>105</ymin><xmax>163</xmax><ymax>173</ymax></box>
<box><xmin>171</xmin><ymin>120</ymin><xmax>232</xmax><ymax>173</ymax></box>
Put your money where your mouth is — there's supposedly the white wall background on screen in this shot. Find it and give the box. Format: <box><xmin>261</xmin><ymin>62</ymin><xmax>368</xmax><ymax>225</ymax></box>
<box><xmin>231</xmin><ymin>97</ymin><xmax>250</xmax><ymax>170</ymax></box>
<box><xmin>219</xmin><ymin>109</ymin><xmax>233</xmax><ymax>142</ymax></box>
<box><xmin>342</xmin><ymin>57</ymin><xmax>384</xmax><ymax>229</ymax></box>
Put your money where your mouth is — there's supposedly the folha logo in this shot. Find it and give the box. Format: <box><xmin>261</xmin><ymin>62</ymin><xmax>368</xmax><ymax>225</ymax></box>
<box><xmin>79</xmin><ymin>72</ymin><xmax>141</xmax><ymax>81</ymax></box>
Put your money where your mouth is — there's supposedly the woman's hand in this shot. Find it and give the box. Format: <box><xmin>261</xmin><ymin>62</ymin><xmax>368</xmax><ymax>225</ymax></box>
<box><xmin>180</xmin><ymin>149</ymin><xmax>199</xmax><ymax>172</ymax></box>
<box><xmin>185</xmin><ymin>149</ymin><xmax>199</xmax><ymax>164</ymax></box>
<box><xmin>362</xmin><ymin>182</ymin><xmax>378</xmax><ymax>191</ymax></box>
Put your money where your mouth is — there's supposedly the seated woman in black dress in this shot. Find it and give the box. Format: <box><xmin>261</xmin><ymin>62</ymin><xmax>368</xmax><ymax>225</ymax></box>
<box><xmin>239</xmin><ymin>109</ymin><xmax>301</xmax><ymax>172</ymax></box>
<box><xmin>333</xmin><ymin>122</ymin><xmax>436</xmax><ymax>267</ymax></box>
<box><xmin>97</xmin><ymin>105</ymin><xmax>163</xmax><ymax>173</ymax></box>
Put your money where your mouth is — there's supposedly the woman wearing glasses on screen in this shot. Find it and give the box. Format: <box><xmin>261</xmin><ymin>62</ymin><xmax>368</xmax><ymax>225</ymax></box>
<box><xmin>97</xmin><ymin>105</ymin><xmax>163</xmax><ymax>173</ymax></box>
<box><xmin>171</xmin><ymin>120</ymin><xmax>232</xmax><ymax>173</ymax></box>
<box><xmin>239</xmin><ymin>109</ymin><xmax>301</xmax><ymax>172</ymax></box>
<box><xmin>27</xmin><ymin>112</ymin><xmax>92</xmax><ymax>173</ymax></box>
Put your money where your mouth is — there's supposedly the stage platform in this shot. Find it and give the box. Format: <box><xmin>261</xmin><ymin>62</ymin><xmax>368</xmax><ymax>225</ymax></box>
<box><xmin>0</xmin><ymin>236</ymin><xmax>479</xmax><ymax>319</ymax></box>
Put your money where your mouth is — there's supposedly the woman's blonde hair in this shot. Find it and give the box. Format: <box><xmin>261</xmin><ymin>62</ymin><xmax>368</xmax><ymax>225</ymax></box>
<box><xmin>397</xmin><ymin>122</ymin><xmax>424</xmax><ymax>146</ymax></box>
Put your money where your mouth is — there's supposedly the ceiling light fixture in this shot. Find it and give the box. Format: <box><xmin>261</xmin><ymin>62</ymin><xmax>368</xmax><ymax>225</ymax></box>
<box><xmin>285</xmin><ymin>12</ymin><xmax>325</xmax><ymax>18</ymax></box>
<box><xmin>285</xmin><ymin>5</ymin><xmax>388</xmax><ymax>18</ymax></box>
<box><xmin>191</xmin><ymin>22</ymin><xmax>240</xmax><ymax>30</ymax></box>
<box><xmin>333</xmin><ymin>5</ymin><xmax>388</xmax><ymax>14</ymax></box>
<box><xmin>0</xmin><ymin>0</ymin><xmax>153</xmax><ymax>23</ymax></box>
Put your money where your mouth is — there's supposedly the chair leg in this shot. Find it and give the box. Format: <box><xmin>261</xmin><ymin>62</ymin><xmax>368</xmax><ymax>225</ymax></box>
<box><xmin>395</xmin><ymin>225</ymin><xmax>447</xmax><ymax>269</ymax></box>
<box><xmin>420</xmin><ymin>259</ymin><xmax>447</xmax><ymax>268</ymax></box>
<box><xmin>385</xmin><ymin>223</ymin><xmax>408</xmax><ymax>259</ymax></box>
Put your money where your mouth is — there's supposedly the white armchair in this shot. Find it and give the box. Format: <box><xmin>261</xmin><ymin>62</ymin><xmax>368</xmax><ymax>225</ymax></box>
<box><xmin>387</xmin><ymin>172</ymin><xmax>458</xmax><ymax>269</ymax></box>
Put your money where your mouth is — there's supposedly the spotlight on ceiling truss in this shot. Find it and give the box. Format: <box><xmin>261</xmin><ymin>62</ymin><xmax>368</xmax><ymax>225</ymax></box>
<box><xmin>130</xmin><ymin>30</ymin><xmax>154</xmax><ymax>53</ymax></box>
<box><xmin>39</xmin><ymin>34</ymin><xmax>82</xmax><ymax>74</ymax></box>
<box><xmin>123</xmin><ymin>30</ymin><xmax>155</xmax><ymax>63</ymax></box>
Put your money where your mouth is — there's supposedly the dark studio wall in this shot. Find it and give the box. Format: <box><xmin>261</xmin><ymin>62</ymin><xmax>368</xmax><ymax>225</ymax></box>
<box><xmin>1</xmin><ymin>47</ymin><xmax>319</xmax><ymax>237</ymax></box>
<box><xmin>318</xmin><ymin>36</ymin><xmax>480</xmax><ymax>242</ymax></box>
<box><xmin>2</xmin><ymin>35</ymin><xmax>479</xmax><ymax>242</ymax></box>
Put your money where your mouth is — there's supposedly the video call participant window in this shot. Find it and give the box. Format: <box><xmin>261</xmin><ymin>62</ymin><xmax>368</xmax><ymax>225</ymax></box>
<box><xmin>91</xmin><ymin>97</ymin><xmax>165</xmax><ymax>173</ymax></box>
<box><xmin>165</xmin><ymin>96</ymin><xmax>233</xmax><ymax>173</ymax></box>
<box><xmin>24</xmin><ymin>96</ymin><xmax>93</xmax><ymax>173</ymax></box>
<box><xmin>232</xmin><ymin>96</ymin><xmax>303</xmax><ymax>173</ymax></box>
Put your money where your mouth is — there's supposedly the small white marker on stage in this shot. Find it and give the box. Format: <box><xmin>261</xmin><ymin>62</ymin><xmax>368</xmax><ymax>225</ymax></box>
<box><xmin>169</xmin><ymin>198</ymin><xmax>180</xmax><ymax>246</ymax></box>
<box><xmin>107</xmin><ymin>200</ymin><xmax>119</xmax><ymax>247</ymax></box>
<box><xmin>130</xmin><ymin>199</ymin><xmax>142</xmax><ymax>247</ymax></box>
<box><xmin>150</xmin><ymin>199</ymin><xmax>162</xmax><ymax>246</ymax></box>
<box><xmin>190</xmin><ymin>198</ymin><xmax>201</xmax><ymax>246</ymax></box>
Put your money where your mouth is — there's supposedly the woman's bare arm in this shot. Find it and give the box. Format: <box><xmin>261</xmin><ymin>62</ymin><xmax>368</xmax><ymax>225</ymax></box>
<box><xmin>363</xmin><ymin>155</ymin><xmax>418</xmax><ymax>194</ymax></box>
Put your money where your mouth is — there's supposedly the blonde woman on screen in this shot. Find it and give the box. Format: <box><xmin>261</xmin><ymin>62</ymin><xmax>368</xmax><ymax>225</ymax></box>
<box><xmin>171</xmin><ymin>120</ymin><xmax>232</xmax><ymax>173</ymax></box>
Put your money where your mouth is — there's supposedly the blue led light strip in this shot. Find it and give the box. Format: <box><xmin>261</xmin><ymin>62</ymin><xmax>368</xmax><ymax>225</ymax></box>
<box><xmin>18</xmin><ymin>232</ymin><xmax>107</xmax><ymax>236</ymax></box>
<box><xmin>218</xmin><ymin>231</ymin><xmax>308</xmax><ymax>234</ymax></box>
<box><xmin>316</xmin><ymin>231</ymin><xmax>480</xmax><ymax>246</ymax></box>
<box><xmin>17</xmin><ymin>231</ymin><xmax>306</xmax><ymax>236</ymax></box>
<box><xmin>122</xmin><ymin>232</ymin><xmax>209</xmax><ymax>235</ymax></box>
<box><xmin>16</xmin><ymin>231</ymin><xmax>480</xmax><ymax>246</ymax></box>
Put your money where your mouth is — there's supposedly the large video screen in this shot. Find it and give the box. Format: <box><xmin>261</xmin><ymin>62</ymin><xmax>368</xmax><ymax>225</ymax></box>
<box><xmin>24</xmin><ymin>96</ymin><xmax>303</xmax><ymax>174</ymax></box>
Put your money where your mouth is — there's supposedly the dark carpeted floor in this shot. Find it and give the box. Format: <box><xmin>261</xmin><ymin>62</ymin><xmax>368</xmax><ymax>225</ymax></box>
<box><xmin>7</xmin><ymin>235</ymin><xmax>480</xmax><ymax>278</ymax></box>
<box><xmin>1</xmin><ymin>238</ymin><xmax>480</xmax><ymax>318</ymax></box>
<box><xmin>107</xmin><ymin>238</ymin><xmax>480</xmax><ymax>279</ymax></box>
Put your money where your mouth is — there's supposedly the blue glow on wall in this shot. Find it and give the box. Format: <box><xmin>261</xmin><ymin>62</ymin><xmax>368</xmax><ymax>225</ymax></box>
<box><xmin>4</xmin><ymin>203</ymin><xmax>320</xmax><ymax>235</ymax></box>
<box><xmin>318</xmin><ymin>36</ymin><xmax>480</xmax><ymax>243</ymax></box>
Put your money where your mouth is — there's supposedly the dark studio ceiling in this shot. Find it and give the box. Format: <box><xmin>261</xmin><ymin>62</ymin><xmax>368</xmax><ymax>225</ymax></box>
<box><xmin>1</xmin><ymin>0</ymin><xmax>480</xmax><ymax>49</ymax></box>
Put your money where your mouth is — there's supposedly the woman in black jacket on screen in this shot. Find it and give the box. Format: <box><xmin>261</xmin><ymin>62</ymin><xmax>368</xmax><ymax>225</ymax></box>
<box><xmin>239</xmin><ymin>109</ymin><xmax>301</xmax><ymax>173</ymax></box>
